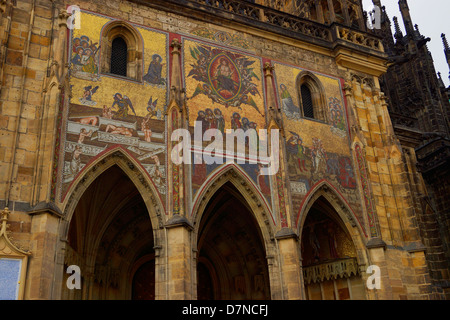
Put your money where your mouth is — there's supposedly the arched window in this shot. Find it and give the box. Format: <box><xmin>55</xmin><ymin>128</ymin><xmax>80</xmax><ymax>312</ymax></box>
<box><xmin>297</xmin><ymin>72</ymin><xmax>327</xmax><ymax>122</ymax></box>
<box><xmin>110</xmin><ymin>37</ymin><xmax>128</xmax><ymax>77</ymax></box>
<box><xmin>101</xmin><ymin>21</ymin><xmax>143</xmax><ymax>81</ymax></box>
<box><xmin>301</xmin><ymin>84</ymin><xmax>314</xmax><ymax>119</ymax></box>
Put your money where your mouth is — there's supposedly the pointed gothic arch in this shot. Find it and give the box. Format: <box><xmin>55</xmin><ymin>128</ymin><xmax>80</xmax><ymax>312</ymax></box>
<box><xmin>62</xmin><ymin>147</ymin><xmax>165</xmax><ymax>231</ymax></box>
<box><xmin>52</xmin><ymin>148</ymin><xmax>165</xmax><ymax>299</ymax></box>
<box><xmin>297</xmin><ymin>181</ymin><xmax>370</xmax><ymax>300</ymax></box>
<box><xmin>191</xmin><ymin>163</ymin><xmax>275</xmax><ymax>241</ymax></box>
<box><xmin>297</xmin><ymin>180</ymin><xmax>367</xmax><ymax>241</ymax></box>
<box><xmin>191</xmin><ymin>163</ymin><xmax>280</xmax><ymax>299</ymax></box>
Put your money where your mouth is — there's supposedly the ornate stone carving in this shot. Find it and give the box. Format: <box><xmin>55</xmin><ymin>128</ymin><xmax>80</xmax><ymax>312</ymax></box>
<box><xmin>303</xmin><ymin>257</ymin><xmax>359</xmax><ymax>284</ymax></box>
<box><xmin>0</xmin><ymin>207</ymin><xmax>31</xmax><ymax>256</ymax></box>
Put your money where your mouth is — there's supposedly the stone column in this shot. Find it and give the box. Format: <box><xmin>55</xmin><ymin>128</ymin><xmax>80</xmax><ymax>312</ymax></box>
<box><xmin>276</xmin><ymin>231</ymin><xmax>304</xmax><ymax>300</ymax></box>
<box><xmin>263</xmin><ymin>62</ymin><xmax>289</xmax><ymax>228</ymax></box>
<box><xmin>365</xmin><ymin>242</ymin><xmax>393</xmax><ymax>300</ymax></box>
<box><xmin>25</xmin><ymin>211</ymin><xmax>61</xmax><ymax>299</ymax></box>
<box><xmin>165</xmin><ymin>216</ymin><xmax>194</xmax><ymax>299</ymax></box>
<box><xmin>264</xmin><ymin>62</ymin><xmax>303</xmax><ymax>299</ymax></box>
<box><xmin>166</xmin><ymin>38</ymin><xmax>186</xmax><ymax>219</ymax></box>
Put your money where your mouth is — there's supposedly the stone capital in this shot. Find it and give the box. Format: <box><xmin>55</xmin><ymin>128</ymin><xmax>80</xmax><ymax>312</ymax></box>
<box><xmin>170</xmin><ymin>38</ymin><xmax>182</xmax><ymax>54</ymax></box>
<box><xmin>58</xmin><ymin>10</ymin><xmax>71</xmax><ymax>28</ymax></box>
<box><xmin>263</xmin><ymin>62</ymin><xmax>274</xmax><ymax>77</ymax></box>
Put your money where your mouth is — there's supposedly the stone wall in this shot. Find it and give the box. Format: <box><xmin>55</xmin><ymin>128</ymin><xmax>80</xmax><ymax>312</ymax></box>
<box><xmin>0</xmin><ymin>0</ymin><xmax>445</xmax><ymax>300</ymax></box>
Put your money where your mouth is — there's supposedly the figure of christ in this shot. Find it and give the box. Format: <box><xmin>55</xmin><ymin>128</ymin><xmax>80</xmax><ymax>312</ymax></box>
<box><xmin>214</xmin><ymin>58</ymin><xmax>237</xmax><ymax>94</ymax></box>
<box><xmin>105</xmin><ymin>124</ymin><xmax>133</xmax><ymax>137</ymax></box>
<box><xmin>78</xmin><ymin>128</ymin><xmax>93</xmax><ymax>144</ymax></box>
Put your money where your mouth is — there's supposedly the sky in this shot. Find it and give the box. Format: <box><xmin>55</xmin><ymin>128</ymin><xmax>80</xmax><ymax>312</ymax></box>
<box><xmin>362</xmin><ymin>0</ymin><xmax>450</xmax><ymax>86</ymax></box>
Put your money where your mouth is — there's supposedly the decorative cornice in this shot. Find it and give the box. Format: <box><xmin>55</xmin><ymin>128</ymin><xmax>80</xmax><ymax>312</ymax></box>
<box><xmin>28</xmin><ymin>201</ymin><xmax>64</xmax><ymax>218</ymax></box>
<box><xmin>366</xmin><ymin>237</ymin><xmax>387</xmax><ymax>250</ymax></box>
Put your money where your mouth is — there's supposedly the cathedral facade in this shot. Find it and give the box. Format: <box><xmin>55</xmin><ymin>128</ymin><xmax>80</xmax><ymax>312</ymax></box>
<box><xmin>0</xmin><ymin>0</ymin><xmax>448</xmax><ymax>300</ymax></box>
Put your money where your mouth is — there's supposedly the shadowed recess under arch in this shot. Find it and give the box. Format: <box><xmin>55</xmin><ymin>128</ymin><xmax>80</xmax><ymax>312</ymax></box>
<box><xmin>63</xmin><ymin>165</ymin><xmax>155</xmax><ymax>300</ymax></box>
<box><xmin>196</xmin><ymin>182</ymin><xmax>271</xmax><ymax>300</ymax></box>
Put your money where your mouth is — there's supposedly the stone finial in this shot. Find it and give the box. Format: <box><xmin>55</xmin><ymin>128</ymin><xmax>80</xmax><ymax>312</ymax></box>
<box><xmin>0</xmin><ymin>207</ymin><xmax>9</xmax><ymax>231</ymax></box>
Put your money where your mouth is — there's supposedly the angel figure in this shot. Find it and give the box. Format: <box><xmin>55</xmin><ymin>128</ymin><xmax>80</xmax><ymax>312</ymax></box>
<box><xmin>111</xmin><ymin>93</ymin><xmax>136</xmax><ymax>118</ymax></box>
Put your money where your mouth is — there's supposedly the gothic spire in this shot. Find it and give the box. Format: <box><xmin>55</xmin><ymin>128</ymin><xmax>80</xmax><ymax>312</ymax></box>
<box><xmin>442</xmin><ymin>34</ymin><xmax>450</xmax><ymax>80</ymax></box>
<box><xmin>398</xmin><ymin>0</ymin><xmax>414</xmax><ymax>36</ymax></box>
<box><xmin>393</xmin><ymin>16</ymin><xmax>403</xmax><ymax>40</ymax></box>
<box><xmin>442</xmin><ymin>33</ymin><xmax>450</xmax><ymax>54</ymax></box>
<box><xmin>372</xmin><ymin>0</ymin><xmax>381</xmax><ymax>7</ymax></box>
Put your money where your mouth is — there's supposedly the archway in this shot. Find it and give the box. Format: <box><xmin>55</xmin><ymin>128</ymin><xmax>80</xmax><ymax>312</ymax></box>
<box><xmin>196</xmin><ymin>182</ymin><xmax>271</xmax><ymax>300</ymax></box>
<box><xmin>300</xmin><ymin>195</ymin><xmax>366</xmax><ymax>300</ymax></box>
<box><xmin>61</xmin><ymin>165</ymin><xmax>155</xmax><ymax>300</ymax></box>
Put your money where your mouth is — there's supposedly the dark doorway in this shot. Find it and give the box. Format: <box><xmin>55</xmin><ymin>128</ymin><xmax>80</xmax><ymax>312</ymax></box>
<box><xmin>197</xmin><ymin>182</ymin><xmax>271</xmax><ymax>300</ymax></box>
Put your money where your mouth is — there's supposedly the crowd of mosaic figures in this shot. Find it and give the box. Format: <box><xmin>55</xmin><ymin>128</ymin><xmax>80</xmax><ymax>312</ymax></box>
<box><xmin>71</xmin><ymin>35</ymin><xmax>100</xmax><ymax>74</ymax></box>
<box><xmin>195</xmin><ymin>108</ymin><xmax>259</xmax><ymax>134</ymax></box>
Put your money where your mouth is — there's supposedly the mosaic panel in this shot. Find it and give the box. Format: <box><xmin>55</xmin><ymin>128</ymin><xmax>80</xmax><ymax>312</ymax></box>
<box><xmin>183</xmin><ymin>38</ymin><xmax>272</xmax><ymax>207</ymax></box>
<box><xmin>273</xmin><ymin>62</ymin><xmax>365</xmax><ymax>232</ymax></box>
<box><xmin>59</xmin><ymin>11</ymin><xmax>169</xmax><ymax>203</ymax></box>
<box><xmin>273</xmin><ymin>62</ymin><xmax>353</xmax><ymax>194</ymax></box>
